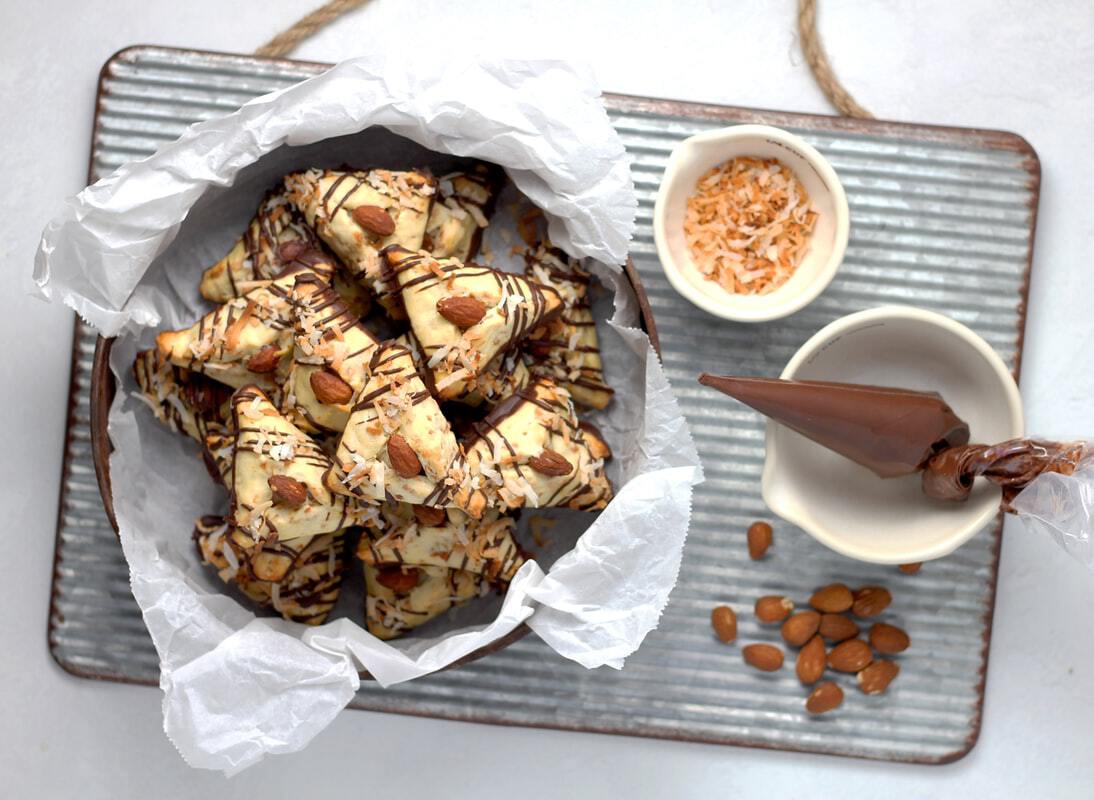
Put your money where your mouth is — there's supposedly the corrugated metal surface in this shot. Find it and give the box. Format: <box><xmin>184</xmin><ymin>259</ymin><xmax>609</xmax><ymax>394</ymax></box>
<box><xmin>50</xmin><ymin>46</ymin><xmax>1039</xmax><ymax>763</ymax></box>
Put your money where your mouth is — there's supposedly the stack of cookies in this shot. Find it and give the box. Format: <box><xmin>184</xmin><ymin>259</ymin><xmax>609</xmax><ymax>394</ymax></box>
<box><xmin>133</xmin><ymin>164</ymin><xmax>616</xmax><ymax>639</ymax></box>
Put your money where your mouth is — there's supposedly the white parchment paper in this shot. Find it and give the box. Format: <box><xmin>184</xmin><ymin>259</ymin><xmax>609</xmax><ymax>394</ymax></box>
<box><xmin>33</xmin><ymin>57</ymin><xmax>703</xmax><ymax>775</ymax></box>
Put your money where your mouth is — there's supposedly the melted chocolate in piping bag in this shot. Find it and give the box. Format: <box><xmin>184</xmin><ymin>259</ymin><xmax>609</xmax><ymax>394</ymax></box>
<box><xmin>697</xmin><ymin>375</ymin><xmax>971</xmax><ymax>478</ymax></box>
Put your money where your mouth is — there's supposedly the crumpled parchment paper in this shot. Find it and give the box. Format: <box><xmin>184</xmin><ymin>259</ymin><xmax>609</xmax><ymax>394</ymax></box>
<box><xmin>33</xmin><ymin>56</ymin><xmax>702</xmax><ymax>775</ymax></box>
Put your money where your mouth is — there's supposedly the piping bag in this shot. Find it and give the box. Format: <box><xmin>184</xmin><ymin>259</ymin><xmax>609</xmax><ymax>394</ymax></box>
<box><xmin>699</xmin><ymin>374</ymin><xmax>1094</xmax><ymax>569</ymax></box>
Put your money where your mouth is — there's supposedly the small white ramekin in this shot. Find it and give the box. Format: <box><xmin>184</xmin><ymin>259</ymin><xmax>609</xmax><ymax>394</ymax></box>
<box><xmin>653</xmin><ymin>124</ymin><xmax>849</xmax><ymax>322</ymax></box>
<box><xmin>760</xmin><ymin>306</ymin><xmax>1024</xmax><ymax>564</ymax></box>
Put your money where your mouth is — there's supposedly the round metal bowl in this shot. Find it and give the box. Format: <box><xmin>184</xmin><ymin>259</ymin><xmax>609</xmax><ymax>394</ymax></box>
<box><xmin>89</xmin><ymin>259</ymin><xmax>660</xmax><ymax>678</ymax></box>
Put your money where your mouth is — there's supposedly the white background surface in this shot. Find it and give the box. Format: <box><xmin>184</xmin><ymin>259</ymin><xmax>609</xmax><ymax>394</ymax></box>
<box><xmin>3</xmin><ymin>0</ymin><xmax>1092</xmax><ymax>796</ymax></box>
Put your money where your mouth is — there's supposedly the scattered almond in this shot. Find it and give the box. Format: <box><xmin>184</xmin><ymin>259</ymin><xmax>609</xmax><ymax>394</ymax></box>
<box><xmin>809</xmin><ymin>583</ymin><xmax>854</xmax><ymax>613</ymax></box>
<box><xmin>755</xmin><ymin>595</ymin><xmax>794</xmax><ymax>623</ymax></box>
<box><xmin>413</xmin><ymin>505</ymin><xmax>448</xmax><ymax>527</ymax></box>
<box><xmin>796</xmin><ymin>635</ymin><xmax>826</xmax><ymax>685</ymax></box>
<box><xmin>869</xmin><ymin>622</ymin><xmax>910</xmax><ymax>654</ymax></box>
<box><xmin>743</xmin><ymin>643</ymin><xmax>784</xmax><ymax>672</ymax></box>
<box><xmin>818</xmin><ymin>613</ymin><xmax>859</xmax><ymax>643</ymax></box>
<box><xmin>747</xmin><ymin>521</ymin><xmax>773</xmax><ymax>560</ymax></box>
<box><xmin>781</xmin><ymin>610</ymin><xmax>821</xmax><ymax>647</ymax></box>
<box><xmin>278</xmin><ymin>240</ymin><xmax>307</xmax><ymax>262</ymax></box>
<box><xmin>310</xmin><ymin>369</ymin><xmax>354</xmax><ymax>405</ymax></box>
<box><xmin>387</xmin><ymin>434</ymin><xmax>423</xmax><ymax>478</ymax></box>
<box><xmin>437</xmin><ymin>295</ymin><xmax>487</xmax><ymax>328</ymax></box>
<box><xmin>250</xmin><ymin>548</ymin><xmax>294</xmax><ymax>582</ymax></box>
<box><xmin>806</xmin><ymin>681</ymin><xmax>844</xmax><ymax>714</ymax></box>
<box><xmin>375</xmin><ymin>566</ymin><xmax>421</xmax><ymax>593</ymax></box>
<box><xmin>858</xmin><ymin>660</ymin><xmax>900</xmax><ymax>695</ymax></box>
<box><xmin>351</xmin><ymin>204</ymin><xmax>396</xmax><ymax>237</ymax></box>
<box><xmin>852</xmin><ymin>586</ymin><xmax>893</xmax><ymax>618</ymax></box>
<box><xmin>711</xmin><ymin>606</ymin><xmax>738</xmax><ymax>644</ymax></box>
<box><xmin>528</xmin><ymin>449</ymin><xmax>573</xmax><ymax>477</ymax></box>
<box><xmin>245</xmin><ymin>345</ymin><xmax>281</xmax><ymax>374</ymax></box>
<box><xmin>827</xmin><ymin>639</ymin><xmax>873</xmax><ymax>672</ymax></box>
<box><xmin>267</xmin><ymin>475</ymin><xmax>307</xmax><ymax>508</ymax></box>
<box><xmin>898</xmin><ymin>562</ymin><xmax>922</xmax><ymax>574</ymax></box>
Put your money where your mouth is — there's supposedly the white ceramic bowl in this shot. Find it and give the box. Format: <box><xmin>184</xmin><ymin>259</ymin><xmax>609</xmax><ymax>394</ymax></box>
<box><xmin>653</xmin><ymin>124</ymin><xmax>849</xmax><ymax>322</ymax></box>
<box><xmin>760</xmin><ymin>306</ymin><xmax>1024</xmax><ymax>564</ymax></box>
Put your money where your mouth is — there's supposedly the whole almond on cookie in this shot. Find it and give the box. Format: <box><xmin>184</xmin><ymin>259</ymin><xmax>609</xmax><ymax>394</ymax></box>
<box><xmin>806</xmin><ymin>681</ymin><xmax>844</xmax><ymax>714</ymax></box>
<box><xmin>747</xmin><ymin>521</ymin><xmax>773</xmax><ymax>560</ymax></box>
<box><xmin>711</xmin><ymin>606</ymin><xmax>737</xmax><ymax>644</ymax></box>
<box><xmin>528</xmin><ymin>449</ymin><xmax>573</xmax><ymax>477</ymax></box>
<box><xmin>858</xmin><ymin>660</ymin><xmax>900</xmax><ymax>694</ymax></box>
<box><xmin>781</xmin><ymin>610</ymin><xmax>821</xmax><ymax>647</ymax></box>
<box><xmin>267</xmin><ymin>475</ymin><xmax>307</xmax><ymax>507</ymax></box>
<box><xmin>818</xmin><ymin>613</ymin><xmax>859</xmax><ymax>643</ymax></box>
<box><xmin>796</xmin><ymin>635</ymin><xmax>826</xmax><ymax>685</ymax></box>
<box><xmin>413</xmin><ymin>505</ymin><xmax>448</xmax><ymax>527</ymax></box>
<box><xmin>869</xmin><ymin>622</ymin><xmax>910</xmax><ymax>654</ymax></box>
<box><xmin>310</xmin><ymin>369</ymin><xmax>354</xmax><ymax>405</ymax></box>
<box><xmin>387</xmin><ymin>434</ymin><xmax>423</xmax><ymax>478</ymax></box>
<box><xmin>352</xmin><ymin>204</ymin><xmax>396</xmax><ymax>237</ymax></box>
<box><xmin>245</xmin><ymin>345</ymin><xmax>281</xmax><ymax>374</ymax></box>
<box><xmin>437</xmin><ymin>295</ymin><xmax>487</xmax><ymax>328</ymax></box>
<box><xmin>755</xmin><ymin>595</ymin><xmax>794</xmax><ymax>623</ymax></box>
<box><xmin>810</xmin><ymin>583</ymin><xmax>854</xmax><ymax>613</ymax></box>
<box><xmin>827</xmin><ymin>639</ymin><xmax>873</xmax><ymax>672</ymax></box>
<box><xmin>375</xmin><ymin>566</ymin><xmax>421</xmax><ymax>593</ymax></box>
<box><xmin>852</xmin><ymin>586</ymin><xmax>893</xmax><ymax>618</ymax></box>
<box><xmin>743</xmin><ymin>643</ymin><xmax>784</xmax><ymax>672</ymax></box>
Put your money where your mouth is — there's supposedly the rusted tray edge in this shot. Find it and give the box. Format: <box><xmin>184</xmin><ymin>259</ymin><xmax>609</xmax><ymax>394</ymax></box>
<box><xmin>47</xmin><ymin>44</ymin><xmax>1040</xmax><ymax>768</ymax></box>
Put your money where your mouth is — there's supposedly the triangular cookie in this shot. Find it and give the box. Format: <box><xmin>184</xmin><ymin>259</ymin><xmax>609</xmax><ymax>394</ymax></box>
<box><xmin>325</xmin><ymin>340</ymin><xmax>481</xmax><ymax>514</ymax></box>
<box><xmin>199</xmin><ymin>190</ymin><xmax>319</xmax><ymax>303</ymax></box>
<box><xmin>359</xmin><ymin>503</ymin><xmax>525</xmax><ymax>583</ymax></box>
<box><xmin>424</xmin><ymin>165</ymin><xmax>500</xmax><ymax>262</ymax></box>
<box><xmin>194</xmin><ymin>516</ymin><xmax>345</xmax><ymax>625</ymax></box>
<box><xmin>283</xmin><ymin>272</ymin><xmax>382</xmax><ymax>433</ymax></box>
<box><xmin>133</xmin><ymin>348</ymin><xmax>232</xmax><ymax>444</ymax></box>
<box><xmin>464</xmin><ymin>379</ymin><xmax>613</xmax><ymax>511</ymax></box>
<box><xmin>360</xmin><ymin>559</ymin><xmax>483</xmax><ymax>640</ymax></box>
<box><xmin>382</xmin><ymin>247</ymin><xmax>562</xmax><ymax>401</ymax></box>
<box><xmin>156</xmin><ymin>254</ymin><xmax>335</xmax><ymax>395</ymax></box>
<box><xmin>284</xmin><ymin>168</ymin><xmax>435</xmax><ymax>299</ymax></box>
<box><xmin>230</xmin><ymin>386</ymin><xmax>375</xmax><ymax>544</ymax></box>
<box><xmin>397</xmin><ymin>329</ymin><xmax>530</xmax><ymax>409</ymax></box>
<box><xmin>523</xmin><ymin>246</ymin><xmax>614</xmax><ymax>410</ymax></box>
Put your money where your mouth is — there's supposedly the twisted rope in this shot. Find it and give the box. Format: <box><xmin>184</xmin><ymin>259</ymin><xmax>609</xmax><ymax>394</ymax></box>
<box><xmin>797</xmin><ymin>0</ymin><xmax>873</xmax><ymax>118</ymax></box>
<box><xmin>254</xmin><ymin>0</ymin><xmax>370</xmax><ymax>58</ymax></box>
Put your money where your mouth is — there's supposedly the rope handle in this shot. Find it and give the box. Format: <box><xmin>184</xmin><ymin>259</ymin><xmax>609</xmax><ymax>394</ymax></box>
<box><xmin>254</xmin><ymin>0</ymin><xmax>871</xmax><ymax>118</ymax></box>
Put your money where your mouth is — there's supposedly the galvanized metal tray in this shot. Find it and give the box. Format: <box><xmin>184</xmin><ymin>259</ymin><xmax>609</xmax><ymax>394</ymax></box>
<box><xmin>49</xmin><ymin>45</ymin><xmax>1040</xmax><ymax>764</ymax></box>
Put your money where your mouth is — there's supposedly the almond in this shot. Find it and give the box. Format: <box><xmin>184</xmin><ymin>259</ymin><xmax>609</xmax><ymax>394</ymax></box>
<box><xmin>742</xmin><ymin>643</ymin><xmax>784</xmax><ymax>672</ymax></box>
<box><xmin>747</xmin><ymin>521</ymin><xmax>773</xmax><ymax>560</ymax></box>
<box><xmin>351</xmin><ymin>204</ymin><xmax>396</xmax><ymax>237</ymax></box>
<box><xmin>245</xmin><ymin>345</ymin><xmax>281</xmax><ymax>374</ymax></box>
<box><xmin>809</xmin><ymin>583</ymin><xmax>854</xmax><ymax>613</ymax></box>
<box><xmin>796</xmin><ymin>635</ymin><xmax>826</xmax><ymax>685</ymax></box>
<box><xmin>387</xmin><ymin>434</ymin><xmax>423</xmax><ymax>478</ymax></box>
<box><xmin>278</xmin><ymin>240</ymin><xmax>308</xmax><ymax>262</ymax></box>
<box><xmin>267</xmin><ymin>475</ymin><xmax>307</xmax><ymax>508</ymax></box>
<box><xmin>806</xmin><ymin>681</ymin><xmax>844</xmax><ymax>714</ymax></box>
<box><xmin>528</xmin><ymin>448</ymin><xmax>573</xmax><ymax>477</ymax></box>
<box><xmin>755</xmin><ymin>595</ymin><xmax>794</xmax><ymax>623</ymax></box>
<box><xmin>781</xmin><ymin>610</ymin><xmax>821</xmax><ymax>647</ymax></box>
<box><xmin>857</xmin><ymin>660</ymin><xmax>900</xmax><ymax>694</ymax></box>
<box><xmin>852</xmin><ymin>586</ymin><xmax>893</xmax><ymax>618</ymax></box>
<box><xmin>413</xmin><ymin>505</ymin><xmax>448</xmax><ymax>527</ymax></box>
<box><xmin>375</xmin><ymin>565</ymin><xmax>421</xmax><ymax>593</ymax></box>
<box><xmin>899</xmin><ymin>562</ymin><xmax>922</xmax><ymax>574</ymax></box>
<box><xmin>437</xmin><ymin>295</ymin><xmax>487</xmax><ymax>328</ymax></box>
<box><xmin>250</xmin><ymin>548</ymin><xmax>294</xmax><ymax>582</ymax></box>
<box><xmin>310</xmin><ymin>369</ymin><xmax>354</xmax><ymax>405</ymax></box>
<box><xmin>818</xmin><ymin>613</ymin><xmax>860</xmax><ymax>643</ymax></box>
<box><xmin>869</xmin><ymin>622</ymin><xmax>910</xmax><ymax>654</ymax></box>
<box><xmin>710</xmin><ymin>605</ymin><xmax>737</xmax><ymax>644</ymax></box>
<box><xmin>827</xmin><ymin>639</ymin><xmax>873</xmax><ymax>672</ymax></box>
